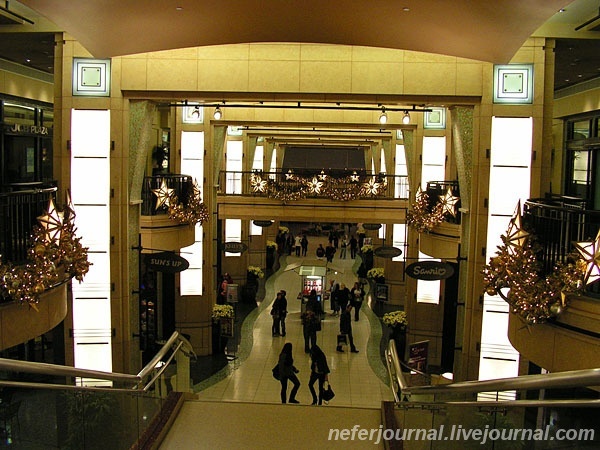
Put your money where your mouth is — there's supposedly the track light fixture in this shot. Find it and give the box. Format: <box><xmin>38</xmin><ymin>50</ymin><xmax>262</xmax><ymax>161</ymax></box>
<box><xmin>402</xmin><ymin>111</ymin><xmax>411</xmax><ymax>124</ymax></box>
<box><xmin>213</xmin><ymin>106</ymin><xmax>222</xmax><ymax>120</ymax></box>
<box><xmin>378</xmin><ymin>107</ymin><xmax>388</xmax><ymax>125</ymax></box>
<box><xmin>191</xmin><ymin>105</ymin><xmax>201</xmax><ymax>118</ymax></box>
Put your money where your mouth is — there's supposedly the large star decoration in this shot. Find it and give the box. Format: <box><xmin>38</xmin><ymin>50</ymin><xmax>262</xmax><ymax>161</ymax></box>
<box><xmin>285</xmin><ymin>170</ymin><xmax>295</xmax><ymax>180</ymax></box>
<box><xmin>64</xmin><ymin>189</ymin><xmax>76</xmax><ymax>227</ymax></box>
<box><xmin>505</xmin><ymin>201</ymin><xmax>530</xmax><ymax>251</ymax></box>
<box><xmin>574</xmin><ymin>229</ymin><xmax>600</xmax><ymax>286</ymax></box>
<box><xmin>192</xmin><ymin>178</ymin><xmax>202</xmax><ymax>198</ymax></box>
<box><xmin>363</xmin><ymin>177</ymin><xmax>381</xmax><ymax>195</ymax></box>
<box><xmin>37</xmin><ymin>198</ymin><xmax>64</xmax><ymax>241</ymax></box>
<box><xmin>308</xmin><ymin>176</ymin><xmax>323</xmax><ymax>194</ymax></box>
<box><xmin>318</xmin><ymin>170</ymin><xmax>327</xmax><ymax>181</ymax></box>
<box><xmin>415</xmin><ymin>185</ymin><xmax>425</xmax><ymax>202</ymax></box>
<box><xmin>438</xmin><ymin>187</ymin><xmax>460</xmax><ymax>217</ymax></box>
<box><xmin>152</xmin><ymin>179</ymin><xmax>174</xmax><ymax>210</ymax></box>
<box><xmin>250</xmin><ymin>174</ymin><xmax>267</xmax><ymax>192</ymax></box>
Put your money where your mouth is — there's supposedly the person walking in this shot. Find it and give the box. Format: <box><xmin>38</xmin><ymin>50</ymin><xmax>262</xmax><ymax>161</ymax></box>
<box><xmin>337</xmin><ymin>304</ymin><xmax>358</xmax><ymax>353</ymax></box>
<box><xmin>301</xmin><ymin>234</ymin><xmax>309</xmax><ymax>257</ymax></box>
<box><xmin>271</xmin><ymin>292</ymin><xmax>284</xmax><ymax>336</ymax></box>
<box><xmin>278</xmin><ymin>342</ymin><xmax>301</xmax><ymax>403</ymax></box>
<box><xmin>349</xmin><ymin>235</ymin><xmax>358</xmax><ymax>259</ymax></box>
<box><xmin>339</xmin><ymin>235</ymin><xmax>348</xmax><ymax>259</ymax></box>
<box><xmin>351</xmin><ymin>281</ymin><xmax>365</xmax><ymax>321</ymax></box>
<box><xmin>325</xmin><ymin>242</ymin><xmax>335</xmax><ymax>262</ymax></box>
<box><xmin>301</xmin><ymin>309</ymin><xmax>320</xmax><ymax>353</ymax></box>
<box><xmin>337</xmin><ymin>283</ymin><xmax>351</xmax><ymax>312</ymax></box>
<box><xmin>279</xmin><ymin>290</ymin><xmax>288</xmax><ymax>337</ymax></box>
<box><xmin>294</xmin><ymin>234</ymin><xmax>302</xmax><ymax>256</ymax></box>
<box><xmin>308</xmin><ymin>345</ymin><xmax>330</xmax><ymax>405</ymax></box>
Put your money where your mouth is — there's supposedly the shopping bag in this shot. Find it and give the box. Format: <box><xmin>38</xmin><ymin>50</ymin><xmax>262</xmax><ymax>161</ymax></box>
<box><xmin>322</xmin><ymin>381</ymin><xmax>335</xmax><ymax>401</ymax></box>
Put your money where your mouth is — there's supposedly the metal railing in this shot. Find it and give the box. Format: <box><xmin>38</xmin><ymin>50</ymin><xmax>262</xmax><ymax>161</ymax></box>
<box><xmin>0</xmin><ymin>332</ymin><xmax>195</xmax><ymax>449</ymax></box>
<box><xmin>0</xmin><ymin>183</ymin><xmax>57</xmax><ymax>264</ymax></box>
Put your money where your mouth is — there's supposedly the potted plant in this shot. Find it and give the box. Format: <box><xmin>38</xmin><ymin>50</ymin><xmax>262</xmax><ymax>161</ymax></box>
<box><xmin>382</xmin><ymin>310</ymin><xmax>408</xmax><ymax>360</ymax></box>
<box><xmin>367</xmin><ymin>267</ymin><xmax>385</xmax><ymax>283</ymax></box>
<box><xmin>211</xmin><ymin>304</ymin><xmax>234</xmax><ymax>353</ymax></box>
<box><xmin>266</xmin><ymin>240</ymin><xmax>278</xmax><ymax>269</ymax></box>
<box><xmin>247</xmin><ymin>265</ymin><xmax>264</xmax><ymax>279</ymax></box>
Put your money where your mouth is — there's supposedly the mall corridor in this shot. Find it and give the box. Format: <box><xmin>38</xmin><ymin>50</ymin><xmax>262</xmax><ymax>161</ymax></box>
<box><xmin>159</xmin><ymin>237</ymin><xmax>394</xmax><ymax>448</ymax></box>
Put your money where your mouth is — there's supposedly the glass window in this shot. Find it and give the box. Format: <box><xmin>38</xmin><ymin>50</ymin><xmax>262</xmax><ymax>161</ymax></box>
<box><xmin>570</xmin><ymin>119</ymin><xmax>590</xmax><ymax>140</ymax></box>
<box><xmin>226</xmin><ymin>140</ymin><xmax>243</xmax><ymax>194</ymax></box>
<box><xmin>421</xmin><ymin>136</ymin><xmax>446</xmax><ymax>189</ymax></box>
<box><xmin>3</xmin><ymin>102</ymin><xmax>35</xmax><ymax>126</ymax></box>
<box><xmin>3</xmin><ymin>135</ymin><xmax>36</xmax><ymax>183</ymax></box>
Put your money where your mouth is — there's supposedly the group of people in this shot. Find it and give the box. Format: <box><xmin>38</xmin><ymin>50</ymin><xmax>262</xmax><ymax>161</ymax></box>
<box><xmin>273</xmin><ymin>278</ymin><xmax>366</xmax><ymax>404</ymax></box>
<box><xmin>329</xmin><ymin>279</ymin><xmax>365</xmax><ymax>321</ymax></box>
<box><xmin>276</xmin><ymin>231</ymin><xmax>309</xmax><ymax>257</ymax></box>
<box><xmin>277</xmin><ymin>343</ymin><xmax>330</xmax><ymax>405</ymax></box>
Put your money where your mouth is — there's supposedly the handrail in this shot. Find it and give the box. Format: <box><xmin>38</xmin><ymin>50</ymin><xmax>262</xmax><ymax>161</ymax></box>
<box><xmin>396</xmin><ymin>400</ymin><xmax>600</xmax><ymax>409</ymax></box>
<box><xmin>0</xmin><ymin>331</ymin><xmax>195</xmax><ymax>391</ymax></box>
<box><xmin>385</xmin><ymin>339</ymin><xmax>600</xmax><ymax>400</ymax></box>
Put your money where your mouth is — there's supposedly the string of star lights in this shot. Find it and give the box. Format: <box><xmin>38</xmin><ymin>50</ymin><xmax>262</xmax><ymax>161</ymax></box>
<box><xmin>249</xmin><ymin>170</ymin><xmax>387</xmax><ymax>202</ymax></box>
<box><xmin>406</xmin><ymin>186</ymin><xmax>457</xmax><ymax>233</ymax></box>
<box><xmin>0</xmin><ymin>191</ymin><xmax>91</xmax><ymax>308</ymax></box>
<box><xmin>483</xmin><ymin>202</ymin><xmax>586</xmax><ymax>324</ymax></box>
<box><xmin>167</xmin><ymin>179</ymin><xmax>210</xmax><ymax>226</ymax></box>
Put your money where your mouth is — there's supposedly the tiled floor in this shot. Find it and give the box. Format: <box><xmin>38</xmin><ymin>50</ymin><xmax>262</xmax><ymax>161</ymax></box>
<box><xmin>193</xmin><ymin>239</ymin><xmax>394</xmax><ymax>408</ymax></box>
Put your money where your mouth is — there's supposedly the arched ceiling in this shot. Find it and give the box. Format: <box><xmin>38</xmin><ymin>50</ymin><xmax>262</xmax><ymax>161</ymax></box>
<box><xmin>18</xmin><ymin>0</ymin><xmax>574</xmax><ymax>63</ymax></box>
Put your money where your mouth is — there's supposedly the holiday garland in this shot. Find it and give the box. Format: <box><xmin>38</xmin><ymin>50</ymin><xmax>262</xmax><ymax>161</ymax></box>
<box><xmin>0</xmin><ymin>195</ymin><xmax>91</xmax><ymax>308</ymax></box>
<box><xmin>482</xmin><ymin>212</ymin><xmax>586</xmax><ymax>324</ymax></box>
<box><xmin>167</xmin><ymin>179</ymin><xmax>209</xmax><ymax>226</ymax></box>
<box><xmin>249</xmin><ymin>171</ymin><xmax>387</xmax><ymax>202</ymax></box>
<box><xmin>406</xmin><ymin>186</ymin><xmax>459</xmax><ymax>233</ymax></box>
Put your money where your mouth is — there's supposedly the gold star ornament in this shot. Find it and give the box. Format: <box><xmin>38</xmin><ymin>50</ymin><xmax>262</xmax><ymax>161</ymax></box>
<box><xmin>574</xmin><ymin>229</ymin><xmax>600</xmax><ymax>286</ymax></box>
<box><xmin>505</xmin><ymin>201</ymin><xmax>530</xmax><ymax>251</ymax></box>
<box><xmin>438</xmin><ymin>187</ymin><xmax>460</xmax><ymax>217</ymax></box>
<box><xmin>151</xmin><ymin>179</ymin><xmax>174</xmax><ymax>210</ymax></box>
<box><xmin>37</xmin><ymin>198</ymin><xmax>64</xmax><ymax>241</ymax></box>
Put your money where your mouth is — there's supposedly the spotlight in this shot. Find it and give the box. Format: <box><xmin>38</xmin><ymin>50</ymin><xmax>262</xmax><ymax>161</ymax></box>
<box><xmin>379</xmin><ymin>108</ymin><xmax>388</xmax><ymax>125</ymax></box>
<box><xmin>213</xmin><ymin>106</ymin><xmax>222</xmax><ymax>120</ymax></box>
<box><xmin>402</xmin><ymin>111</ymin><xmax>411</xmax><ymax>124</ymax></box>
<box><xmin>191</xmin><ymin>105</ymin><xmax>200</xmax><ymax>118</ymax></box>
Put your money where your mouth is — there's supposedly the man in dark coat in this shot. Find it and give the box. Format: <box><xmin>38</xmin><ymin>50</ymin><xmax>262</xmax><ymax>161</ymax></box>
<box><xmin>337</xmin><ymin>304</ymin><xmax>358</xmax><ymax>353</ymax></box>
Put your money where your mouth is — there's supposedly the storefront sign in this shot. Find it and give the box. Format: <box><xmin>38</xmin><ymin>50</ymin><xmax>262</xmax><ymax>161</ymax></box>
<box><xmin>405</xmin><ymin>261</ymin><xmax>454</xmax><ymax>280</ymax></box>
<box><xmin>222</xmin><ymin>241</ymin><xmax>247</xmax><ymax>253</ymax></box>
<box><xmin>363</xmin><ymin>223</ymin><xmax>382</xmax><ymax>230</ymax></box>
<box><xmin>374</xmin><ymin>246</ymin><xmax>402</xmax><ymax>258</ymax></box>
<box><xmin>6</xmin><ymin>123</ymin><xmax>50</xmax><ymax>136</ymax></box>
<box><xmin>253</xmin><ymin>220</ymin><xmax>273</xmax><ymax>227</ymax></box>
<box><xmin>146</xmin><ymin>252</ymin><xmax>189</xmax><ymax>273</ymax></box>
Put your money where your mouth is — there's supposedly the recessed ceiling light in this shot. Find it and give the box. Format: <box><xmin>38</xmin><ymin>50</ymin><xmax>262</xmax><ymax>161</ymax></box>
<box><xmin>403</xmin><ymin>7</ymin><xmax>410</xmax><ymax>12</ymax></box>
<box><xmin>559</xmin><ymin>8</ymin><xmax>566</xmax><ymax>13</ymax></box>
<box><xmin>25</xmin><ymin>59</ymin><xmax>31</xmax><ymax>63</ymax></box>
<box><xmin>176</xmin><ymin>6</ymin><xmax>183</xmax><ymax>11</ymax></box>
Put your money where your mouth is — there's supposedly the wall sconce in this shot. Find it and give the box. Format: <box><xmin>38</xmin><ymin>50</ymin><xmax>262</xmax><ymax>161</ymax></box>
<box><xmin>402</xmin><ymin>111</ymin><xmax>411</xmax><ymax>124</ymax></box>
<box><xmin>378</xmin><ymin>107</ymin><xmax>388</xmax><ymax>125</ymax></box>
<box><xmin>213</xmin><ymin>106</ymin><xmax>223</xmax><ymax>120</ymax></box>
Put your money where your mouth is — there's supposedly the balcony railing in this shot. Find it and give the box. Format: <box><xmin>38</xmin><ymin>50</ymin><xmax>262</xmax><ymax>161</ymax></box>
<box><xmin>141</xmin><ymin>174</ymin><xmax>194</xmax><ymax>216</ymax></box>
<box><xmin>0</xmin><ymin>183</ymin><xmax>57</xmax><ymax>265</ymax></box>
<box><xmin>523</xmin><ymin>197</ymin><xmax>600</xmax><ymax>275</ymax></box>
<box><xmin>217</xmin><ymin>170</ymin><xmax>410</xmax><ymax>200</ymax></box>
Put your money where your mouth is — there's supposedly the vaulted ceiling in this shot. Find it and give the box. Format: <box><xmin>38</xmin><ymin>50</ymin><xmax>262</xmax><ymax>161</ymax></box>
<box><xmin>2</xmin><ymin>0</ymin><xmax>600</xmax><ymax>91</ymax></box>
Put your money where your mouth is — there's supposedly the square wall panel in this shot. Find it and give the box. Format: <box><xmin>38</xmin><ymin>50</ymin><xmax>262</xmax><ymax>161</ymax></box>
<box><xmin>493</xmin><ymin>64</ymin><xmax>533</xmax><ymax>104</ymax></box>
<box><xmin>72</xmin><ymin>58</ymin><xmax>111</xmax><ymax>97</ymax></box>
<box><xmin>424</xmin><ymin>107</ymin><xmax>446</xmax><ymax>129</ymax></box>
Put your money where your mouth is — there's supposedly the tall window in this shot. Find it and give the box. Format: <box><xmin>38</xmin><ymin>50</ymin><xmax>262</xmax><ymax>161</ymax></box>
<box><xmin>225</xmin><ymin>219</ymin><xmax>242</xmax><ymax>256</ymax></box>
<box><xmin>416</xmin><ymin>251</ymin><xmax>440</xmax><ymax>304</ymax></box>
<box><xmin>479</xmin><ymin>117</ymin><xmax>532</xmax><ymax>400</ymax></box>
<box><xmin>226</xmin><ymin>140</ymin><xmax>243</xmax><ymax>194</ymax></box>
<box><xmin>394</xmin><ymin>143</ymin><xmax>408</xmax><ymax>198</ymax></box>
<box><xmin>421</xmin><ymin>136</ymin><xmax>446</xmax><ymax>189</ymax></box>
<box><xmin>180</xmin><ymin>131</ymin><xmax>204</xmax><ymax>295</ymax></box>
<box><xmin>380</xmin><ymin>147</ymin><xmax>387</xmax><ymax>174</ymax></box>
<box><xmin>252</xmin><ymin>144</ymin><xmax>264</xmax><ymax>171</ymax></box>
<box><xmin>392</xmin><ymin>223</ymin><xmax>407</xmax><ymax>262</ymax></box>
<box><xmin>71</xmin><ymin>109</ymin><xmax>112</xmax><ymax>382</ymax></box>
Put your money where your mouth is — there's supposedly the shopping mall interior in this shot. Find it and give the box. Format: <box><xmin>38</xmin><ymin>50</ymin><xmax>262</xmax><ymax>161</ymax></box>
<box><xmin>1</xmin><ymin>0</ymin><xmax>600</xmax><ymax>448</ymax></box>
